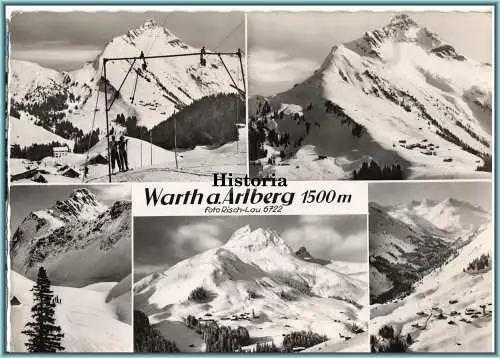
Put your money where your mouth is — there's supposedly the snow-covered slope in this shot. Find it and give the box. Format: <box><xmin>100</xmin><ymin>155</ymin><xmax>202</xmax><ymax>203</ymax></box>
<box><xmin>88</xmin><ymin>127</ymin><xmax>247</xmax><ymax>182</ymax></box>
<box><xmin>134</xmin><ymin>225</ymin><xmax>369</xmax><ymax>352</ymax></box>
<box><xmin>370</xmin><ymin>223</ymin><xmax>493</xmax><ymax>352</ymax></box>
<box><xmin>9</xmin><ymin>60</ymin><xmax>64</xmax><ymax>100</ymax></box>
<box><xmin>10</xmin><ymin>188</ymin><xmax>131</xmax><ymax>287</ymax></box>
<box><xmin>251</xmin><ymin>14</ymin><xmax>491</xmax><ymax>180</ymax></box>
<box><xmin>387</xmin><ymin>198</ymin><xmax>491</xmax><ymax>233</ymax></box>
<box><xmin>8</xmin><ymin>271</ymin><xmax>132</xmax><ymax>352</ymax></box>
<box><xmin>302</xmin><ymin>331</ymin><xmax>370</xmax><ymax>353</ymax></box>
<box><xmin>10</xmin><ymin>115</ymin><xmax>73</xmax><ymax>148</ymax></box>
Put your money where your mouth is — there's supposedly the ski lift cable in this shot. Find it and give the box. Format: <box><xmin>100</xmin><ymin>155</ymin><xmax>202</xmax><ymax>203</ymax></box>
<box><xmin>213</xmin><ymin>19</ymin><xmax>244</xmax><ymax>52</ymax></box>
<box><xmin>82</xmin><ymin>71</ymin><xmax>102</xmax><ymax>183</ymax></box>
<box><xmin>145</xmin><ymin>17</ymin><xmax>170</xmax><ymax>57</ymax></box>
<box><xmin>237</xmin><ymin>49</ymin><xmax>246</xmax><ymax>94</ymax></box>
<box><xmin>217</xmin><ymin>53</ymin><xmax>241</xmax><ymax>94</ymax></box>
<box><xmin>131</xmin><ymin>70</ymin><xmax>140</xmax><ymax>103</ymax></box>
<box><xmin>106</xmin><ymin>58</ymin><xmax>138</xmax><ymax>111</ymax></box>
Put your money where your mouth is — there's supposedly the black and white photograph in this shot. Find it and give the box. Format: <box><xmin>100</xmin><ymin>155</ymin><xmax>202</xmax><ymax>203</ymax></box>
<box><xmin>248</xmin><ymin>10</ymin><xmax>492</xmax><ymax>180</ymax></box>
<box><xmin>369</xmin><ymin>181</ymin><xmax>492</xmax><ymax>352</ymax></box>
<box><xmin>8</xmin><ymin>10</ymin><xmax>246</xmax><ymax>184</ymax></box>
<box><xmin>8</xmin><ymin>185</ymin><xmax>132</xmax><ymax>352</ymax></box>
<box><xmin>133</xmin><ymin>215</ymin><xmax>369</xmax><ymax>352</ymax></box>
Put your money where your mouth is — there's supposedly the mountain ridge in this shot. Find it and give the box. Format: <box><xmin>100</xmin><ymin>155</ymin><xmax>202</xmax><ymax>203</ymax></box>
<box><xmin>10</xmin><ymin>189</ymin><xmax>131</xmax><ymax>287</ymax></box>
<box><xmin>250</xmin><ymin>14</ymin><xmax>491</xmax><ymax>180</ymax></box>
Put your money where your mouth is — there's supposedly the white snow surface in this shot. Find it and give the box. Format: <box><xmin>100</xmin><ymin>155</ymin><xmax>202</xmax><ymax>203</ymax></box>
<box><xmin>9</xmin><ymin>115</ymin><xmax>73</xmax><ymax>148</ymax></box>
<box><xmin>8</xmin><ymin>272</ymin><xmax>132</xmax><ymax>352</ymax></box>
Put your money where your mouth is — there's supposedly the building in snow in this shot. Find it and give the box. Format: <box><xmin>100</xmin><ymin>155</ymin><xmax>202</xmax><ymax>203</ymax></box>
<box><xmin>10</xmin><ymin>296</ymin><xmax>21</xmax><ymax>306</ymax></box>
<box><xmin>53</xmin><ymin>145</ymin><xmax>70</xmax><ymax>158</ymax></box>
<box><xmin>60</xmin><ymin>167</ymin><xmax>80</xmax><ymax>178</ymax></box>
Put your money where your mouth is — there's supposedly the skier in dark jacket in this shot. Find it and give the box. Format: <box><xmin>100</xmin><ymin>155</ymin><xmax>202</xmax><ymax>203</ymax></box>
<box><xmin>110</xmin><ymin>136</ymin><xmax>122</xmax><ymax>173</ymax></box>
<box><xmin>118</xmin><ymin>135</ymin><xmax>129</xmax><ymax>172</ymax></box>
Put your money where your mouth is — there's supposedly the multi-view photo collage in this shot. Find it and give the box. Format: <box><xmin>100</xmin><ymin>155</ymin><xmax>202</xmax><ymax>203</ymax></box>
<box><xmin>5</xmin><ymin>6</ymin><xmax>494</xmax><ymax>353</ymax></box>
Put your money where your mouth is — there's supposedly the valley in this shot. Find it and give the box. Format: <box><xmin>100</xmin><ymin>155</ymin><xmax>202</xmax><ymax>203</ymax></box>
<box><xmin>368</xmin><ymin>187</ymin><xmax>492</xmax><ymax>352</ymax></box>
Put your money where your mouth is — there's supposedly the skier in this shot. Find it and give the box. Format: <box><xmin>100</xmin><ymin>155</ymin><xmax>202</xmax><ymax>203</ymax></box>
<box><xmin>110</xmin><ymin>136</ymin><xmax>122</xmax><ymax>173</ymax></box>
<box><xmin>200</xmin><ymin>46</ymin><xmax>206</xmax><ymax>66</ymax></box>
<box><xmin>140</xmin><ymin>50</ymin><xmax>147</xmax><ymax>70</ymax></box>
<box><xmin>118</xmin><ymin>135</ymin><xmax>129</xmax><ymax>172</ymax></box>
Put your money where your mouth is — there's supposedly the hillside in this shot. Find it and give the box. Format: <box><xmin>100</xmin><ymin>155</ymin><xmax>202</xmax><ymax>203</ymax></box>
<box><xmin>249</xmin><ymin>14</ymin><xmax>491</xmax><ymax>180</ymax></box>
<box><xmin>10</xmin><ymin>188</ymin><xmax>131</xmax><ymax>287</ymax></box>
<box><xmin>9</xmin><ymin>115</ymin><xmax>73</xmax><ymax>149</ymax></box>
<box><xmin>8</xmin><ymin>271</ymin><xmax>132</xmax><ymax>352</ymax></box>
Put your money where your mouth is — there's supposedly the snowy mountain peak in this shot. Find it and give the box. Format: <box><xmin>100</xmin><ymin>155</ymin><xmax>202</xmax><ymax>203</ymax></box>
<box><xmin>381</xmin><ymin>14</ymin><xmax>441</xmax><ymax>46</ymax></box>
<box><xmin>388</xmin><ymin>14</ymin><xmax>417</xmax><ymax>27</ymax></box>
<box><xmin>52</xmin><ymin>188</ymin><xmax>108</xmax><ymax>222</ymax></box>
<box><xmin>123</xmin><ymin>18</ymin><xmax>173</xmax><ymax>44</ymax></box>
<box><xmin>142</xmin><ymin>18</ymin><xmax>160</xmax><ymax>29</ymax></box>
<box><xmin>295</xmin><ymin>246</ymin><xmax>312</xmax><ymax>258</ymax></box>
<box><xmin>224</xmin><ymin>226</ymin><xmax>292</xmax><ymax>255</ymax></box>
<box><xmin>69</xmin><ymin>188</ymin><xmax>95</xmax><ymax>201</ymax></box>
<box><xmin>439</xmin><ymin>197</ymin><xmax>460</xmax><ymax>207</ymax></box>
<box><xmin>419</xmin><ymin>198</ymin><xmax>434</xmax><ymax>207</ymax></box>
<box><xmin>338</xmin><ymin>13</ymin><xmax>447</xmax><ymax>61</ymax></box>
<box><xmin>228</xmin><ymin>224</ymin><xmax>252</xmax><ymax>240</ymax></box>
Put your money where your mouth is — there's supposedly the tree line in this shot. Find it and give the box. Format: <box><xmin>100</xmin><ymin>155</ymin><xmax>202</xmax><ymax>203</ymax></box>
<box><xmin>113</xmin><ymin>93</ymin><xmax>243</xmax><ymax>151</ymax></box>
<box><xmin>185</xmin><ymin>315</ymin><xmax>250</xmax><ymax>353</ymax></box>
<box><xmin>134</xmin><ymin>310</ymin><xmax>180</xmax><ymax>352</ymax></box>
<box><xmin>353</xmin><ymin>160</ymin><xmax>405</xmax><ymax>180</ymax></box>
<box><xmin>11</xmin><ymin>142</ymin><xmax>67</xmax><ymax>161</ymax></box>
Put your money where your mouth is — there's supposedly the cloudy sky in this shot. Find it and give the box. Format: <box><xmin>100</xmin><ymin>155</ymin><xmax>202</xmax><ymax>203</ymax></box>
<box><xmin>134</xmin><ymin>215</ymin><xmax>367</xmax><ymax>278</ymax></box>
<box><xmin>10</xmin><ymin>185</ymin><xmax>130</xmax><ymax>232</ymax></box>
<box><xmin>370</xmin><ymin>181</ymin><xmax>492</xmax><ymax>210</ymax></box>
<box><xmin>8</xmin><ymin>11</ymin><xmax>244</xmax><ymax>70</ymax></box>
<box><xmin>248</xmin><ymin>11</ymin><xmax>492</xmax><ymax>96</ymax></box>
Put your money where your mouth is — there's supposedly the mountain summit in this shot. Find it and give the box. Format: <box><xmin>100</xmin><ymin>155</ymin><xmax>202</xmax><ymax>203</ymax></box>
<box><xmin>52</xmin><ymin>188</ymin><xmax>108</xmax><ymax>221</ymax></box>
<box><xmin>224</xmin><ymin>225</ymin><xmax>292</xmax><ymax>255</ymax></box>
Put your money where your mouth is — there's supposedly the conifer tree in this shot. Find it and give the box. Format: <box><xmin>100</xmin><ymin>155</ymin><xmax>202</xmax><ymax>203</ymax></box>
<box><xmin>21</xmin><ymin>267</ymin><xmax>65</xmax><ymax>352</ymax></box>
